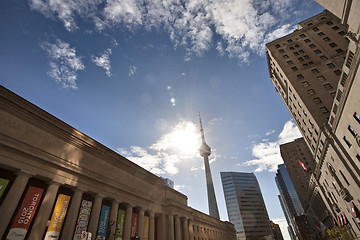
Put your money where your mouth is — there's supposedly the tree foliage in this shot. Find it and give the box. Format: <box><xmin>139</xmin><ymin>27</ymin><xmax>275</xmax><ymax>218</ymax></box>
<box><xmin>325</xmin><ymin>226</ymin><xmax>354</xmax><ymax>240</ymax></box>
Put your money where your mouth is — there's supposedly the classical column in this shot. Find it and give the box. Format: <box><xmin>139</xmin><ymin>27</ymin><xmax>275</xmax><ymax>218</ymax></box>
<box><xmin>28</xmin><ymin>182</ymin><xmax>60</xmax><ymax>240</ymax></box>
<box><xmin>123</xmin><ymin>204</ymin><xmax>133</xmax><ymax>240</ymax></box>
<box><xmin>87</xmin><ymin>194</ymin><xmax>104</xmax><ymax>238</ymax></box>
<box><xmin>138</xmin><ymin>208</ymin><xmax>145</xmax><ymax>239</ymax></box>
<box><xmin>149</xmin><ymin>211</ymin><xmax>155</xmax><ymax>240</ymax></box>
<box><xmin>182</xmin><ymin>218</ymin><xmax>190</xmax><ymax>240</ymax></box>
<box><xmin>188</xmin><ymin>219</ymin><xmax>194</xmax><ymax>240</ymax></box>
<box><xmin>109</xmin><ymin>199</ymin><xmax>119</xmax><ymax>240</ymax></box>
<box><xmin>168</xmin><ymin>214</ymin><xmax>175</xmax><ymax>240</ymax></box>
<box><xmin>175</xmin><ymin>215</ymin><xmax>181</xmax><ymax>240</ymax></box>
<box><xmin>0</xmin><ymin>171</ymin><xmax>32</xmax><ymax>239</ymax></box>
<box><xmin>60</xmin><ymin>188</ymin><xmax>84</xmax><ymax>240</ymax></box>
<box><xmin>156</xmin><ymin>213</ymin><xmax>165</xmax><ymax>240</ymax></box>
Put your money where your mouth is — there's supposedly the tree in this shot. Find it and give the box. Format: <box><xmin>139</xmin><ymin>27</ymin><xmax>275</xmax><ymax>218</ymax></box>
<box><xmin>325</xmin><ymin>226</ymin><xmax>354</xmax><ymax>240</ymax></box>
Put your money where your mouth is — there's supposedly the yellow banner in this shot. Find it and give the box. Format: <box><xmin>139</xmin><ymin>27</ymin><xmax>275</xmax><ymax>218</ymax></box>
<box><xmin>143</xmin><ymin>216</ymin><xmax>149</xmax><ymax>240</ymax></box>
<box><xmin>44</xmin><ymin>194</ymin><xmax>71</xmax><ymax>240</ymax></box>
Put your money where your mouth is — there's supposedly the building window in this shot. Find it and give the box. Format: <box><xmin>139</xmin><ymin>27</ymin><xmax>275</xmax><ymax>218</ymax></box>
<box><xmin>308</xmin><ymin>89</ymin><xmax>316</xmax><ymax>95</ymax></box>
<box><xmin>298</xmin><ymin>102</ymin><xmax>302</xmax><ymax>108</ymax></box>
<box><xmin>303</xmin><ymin>110</ymin><xmax>308</xmax><ymax>116</ymax></box>
<box><xmin>340</xmin><ymin>73</ymin><xmax>347</xmax><ymax>86</ymax></box>
<box><xmin>309</xmin><ymin>44</ymin><xmax>316</xmax><ymax>48</ymax></box>
<box><xmin>279</xmin><ymin>49</ymin><xmax>284</xmax><ymax>53</ymax></box>
<box><xmin>300</xmin><ymin>34</ymin><xmax>306</xmax><ymax>38</ymax></box>
<box><xmin>333</xmin><ymin>104</ymin><xmax>338</xmax><ymax>114</ymax></box>
<box><xmin>317</xmin><ymin>75</ymin><xmax>326</xmax><ymax>81</ymax></box>
<box><xmin>314</xmin><ymin>49</ymin><xmax>322</xmax><ymax>54</ymax></box>
<box><xmin>323</xmin><ymin>37</ymin><xmax>331</xmax><ymax>41</ymax></box>
<box><xmin>275</xmin><ymin>44</ymin><xmax>281</xmax><ymax>48</ymax></box>
<box><xmin>294</xmin><ymin>52</ymin><xmax>299</xmax><ymax>56</ymax></box>
<box><xmin>336</xmin><ymin>90</ymin><xmax>342</xmax><ymax>101</ymax></box>
<box><xmin>343</xmin><ymin>136</ymin><xmax>352</xmax><ymax>147</ymax></box>
<box><xmin>297</xmin><ymin>74</ymin><xmax>304</xmax><ymax>79</ymax></box>
<box><xmin>320</xmin><ymin>55</ymin><xmax>328</xmax><ymax>60</ymax></box>
<box><xmin>295</xmin><ymin>44</ymin><xmax>300</xmax><ymax>48</ymax></box>
<box><xmin>348</xmin><ymin>125</ymin><xmax>357</xmax><ymax>137</ymax></box>
<box><xmin>287</xmin><ymin>39</ymin><xmax>293</xmax><ymax>43</ymax></box>
<box><xmin>357</xmin><ymin>155</ymin><xmax>360</xmax><ymax>161</ymax></box>
<box><xmin>304</xmin><ymin>39</ymin><xmax>311</xmax><ymax>43</ymax></box>
<box><xmin>299</xmin><ymin>49</ymin><xmax>304</xmax><ymax>54</ymax></box>
<box><xmin>302</xmin><ymin>81</ymin><xmax>310</xmax><ymax>87</ymax></box>
<box><xmin>307</xmin><ymin>22</ymin><xmax>313</xmax><ymax>26</ymax></box>
<box><xmin>354</xmin><ymin>112</ymin><xmax>360</xmax><ymax>124</ymax></box>
<box><xmin>326</xmin><ymin>21</ymin><xmax>333</xmax><ymax>25</ymax></box>
<box><xmin>313</xmin><ymin>27</ymin><xmax>319</xmax><ymax>32</ymax></box>
<box><xmin>318</xmin><ymin>32</ymin><xmax>325</xmax><ymax>36</ymax></box>
<box><xmin>346</xmin><ymin>51</ymin><xmax>354</xmax><ymax>68</ymax></box>
<box><xmin>283</xmin><ymin>54</ymin><xmax>289</xmax><ymax>59</ymax></box>
<box><xmin>304</xmin><ymin>55</ymin><xmax>310</xmax><ymax>60</ymax></box>
<box><xmin>324</xmin><ymin>83</ymin><xmax>333</xmax><ymax>90</ymax></box>
<box><xmin>334</xmin><ymin>70</ymin><xmax>341</xmax><ymax>76</ymax></box>
<box><xmin>329</xmin><ymin>42</ymin><xmax>337</xmax><ymax>48</ymax></box>
<box><xmin>290</xmin><ymin>46</ymin><xmax>295</xmax><ymax>50</ymax></box>
<box><xmin>291</xmin><ymin>66</ymin><xmax>298</xmax><ymax>71</ymax></box>
<box><xmin>320</xmin><ymin>107</ymin><xmax>329</xmax><ymax>113</ymax></box>
<box><xmin>298</xmin><ymin>57</ymin><xmax>304</xmax><ymax>62</ymax></box>
<box><xmin>303</xmin><ymin>63</ymin><xmax>309</xmax><ymax>67</ymax></box>
<box><xmin>311</xmin><ymin>68</ymin><xmax>319</xmax><ymax>74</ymax></box>
<box><xmin>287</xmin><ymin>60</ymin><xmax>294</xmax><ymax>65</ymax></box>
<box><xmin>327</xmin><ymin>63</ymin><xmax>335</xmax><ymax>68</ymax></box>
<box><xmin>309</xmin><ymin>61</ymin><xmax>314</xmax><ymax>65</ymax></box>
<box><xmin>336</xmin><ymin>48</ymin><xmax>344</xmax><ymax>53</ymax></box>
<box><xmin>332</xmin><ymin>26</ymin><xmax>340</xmax><ymax>31</ymax></box>
<box><xmin>338</xmin><ymin>31</ymin><xmax>345</xmax><ymax>36</ymax></box>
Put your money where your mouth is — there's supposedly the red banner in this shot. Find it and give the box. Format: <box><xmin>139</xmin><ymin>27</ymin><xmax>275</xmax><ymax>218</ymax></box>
<box><xmin>130</xmin><ymin>213</ymin><xmax>138</xmax><ymax>238</ymax></box>
<box><xmin>6</xmin><ymin>186</ymin><xmax>43</xmax><ymax>240</ymax></box>
<box><xmin>350</xmin><ymin>202</ymin><xmax>359</xmax><ymax>218</ymax></box>
<box><xmin>298</xmin><ymin>160</ymin><xmax>309</xmax><ymax>173</ymax></box>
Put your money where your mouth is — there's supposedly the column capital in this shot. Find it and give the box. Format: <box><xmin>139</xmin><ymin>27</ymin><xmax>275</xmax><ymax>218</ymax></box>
<box><xmin>94</xmin><ymin>193</ymin><xmax>106</xmax><ymax>199</ymax></box>
<box><xmin>16</xmin><ymin>169</ymin><xmax>35</xmax><ymax>178</ymax></box>
<box><xmin>48</xmin><ymin>180</ymin><xmax>62</xmax><ymax>186</ymax></box>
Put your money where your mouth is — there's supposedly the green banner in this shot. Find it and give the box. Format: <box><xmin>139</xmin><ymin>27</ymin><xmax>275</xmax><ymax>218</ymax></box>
<box><xmin>115</xmin><ymin>209</ymin><xmax>125</xmax><ymax>240</ymax></box>
<box><xmin>0</xmin><ymin>178</ymin><xmax>9</xmax><ymax>198</ymax></box>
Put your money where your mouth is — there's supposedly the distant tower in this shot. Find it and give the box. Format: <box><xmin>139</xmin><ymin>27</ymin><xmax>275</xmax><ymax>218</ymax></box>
<box><xmin>199</xmin><ymin>113</ymin><xmax>220</xmax><ymax>219</ymax></box>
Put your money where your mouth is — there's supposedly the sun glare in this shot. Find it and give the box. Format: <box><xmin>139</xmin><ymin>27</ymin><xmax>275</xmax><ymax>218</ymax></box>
<box><xmin>168</xmin><ymin>122</ymin><xmax>201</xmax><ymax>156</ymax></box>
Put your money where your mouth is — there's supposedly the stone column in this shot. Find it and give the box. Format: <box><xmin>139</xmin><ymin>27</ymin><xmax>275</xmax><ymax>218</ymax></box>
<box><xmin>168</xmin><ymin>214</ymin><xmax>175</xmax><ymax>240</ymax></box>
<box><xmin>28</xmin><ymin>182</ymin><xmax>60</xmax><ymax>240</ymax></box>
<box><xmin>182</xmin><ymin>218</ymin><xmax>190</xmax><ymax>240</ymax></box>
<box><xmin>109</xmin><ymin>199</ymin><xmax>119</xmax><ymax>240</ymax></box>
<box><xmin>138</xmin><ymin>208</ymin><xmax>145</xmax><ymax>239</ymax></box>
<box><xmin>87</xmin><ymin>194</ymin><xmax>104</xmax><ymax>239</ymax></box>
<box><xmin>123</xmin><ymin>204</ymin><xmax>133</xmax><ymax>240</ymax></box>
<box><xmin>149</xmin><ymin>211</ymin><xmax>155</xmax><ymax>240</ymax></box>
<box><xmin>0</xmin><ymin>171</ymin><xmax>32</xmax><ymax>239</ymax></box>
<box><xmin>60</xmin><ymin>188</ymin><xmax>84</xmax><ymax>240</ymax></box>
<box><xmin>188</xmin><ymin>219</ymin><xmax>194</xmax><ymax>240</ymax></box>
<box><xmin>156</xmin><ymin>213</ymin><xmax>165</xmax><ymax>240</ymax></box>
<box><xmin>175</xmin><ymin>215</ymin><xmax>181</xmax><ymax>240</ymax></box>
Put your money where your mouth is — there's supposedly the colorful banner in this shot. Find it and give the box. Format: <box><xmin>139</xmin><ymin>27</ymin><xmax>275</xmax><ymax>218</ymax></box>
<box><xmin>130</xmin><ymin>213</ymin><xmax>138</xmax><ymax>238</ymax></box>
<box><xmin>96</xmin><ymin>205</ymin><xmax>110</xmax><ymax>240</ymax></box>
<box><xmin>143</xmin><ymin>216</ymin><xmax>149</xmax><ymax>240</ymax></box>
<box><xmin>73</xmin><ymin>200</ymin><xmax>93</xmax><ymax>240</ymax></box>
<box><xmin>0</xmin><ymin>177</ymin><xmax>9</xmax><ymax>198</ymax></box>
<box><xmin>6</xmin><ymin>186</ymin><xmax>43</xmax><ymax>240</ymax></box>
<box><xmin>44</xmin><ymin>194</ymin><xmax>71</xmax><ymax>240</ymax></box>
<box><xmin>115</xmin><ymin>209</ymin><xmax>125</xmax><ymax>240</ymax></box>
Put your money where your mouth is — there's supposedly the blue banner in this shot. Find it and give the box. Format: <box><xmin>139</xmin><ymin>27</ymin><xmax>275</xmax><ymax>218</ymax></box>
<box><xmin>96</xmin><ymin>205</ymin><xmax>110</xmax><ymax>240</ymax></box>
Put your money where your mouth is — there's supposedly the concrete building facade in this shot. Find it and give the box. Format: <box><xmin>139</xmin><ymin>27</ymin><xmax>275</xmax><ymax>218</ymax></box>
<box><xmin>221</xmin><ymin>172</ymin><xmax>273</xmax><ymax>240</ymax></box>
<box><xmin>0</xmin><ymin>85</ymin><xmax>236</xmax><ymax>240</ymax></box>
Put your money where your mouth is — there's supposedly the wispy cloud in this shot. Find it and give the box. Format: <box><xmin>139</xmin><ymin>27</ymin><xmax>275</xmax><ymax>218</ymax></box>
<box><xmin>128</xmin><ymin>65</ymin><xmax>137</xmax><ymax>77</ymax></box>
<box><xmin>265</xmin><ymin>129</ymin><xmax>275</xmax><ymax>136</ymax></box>
<box><xmin>243</xmin><ymin>120</ymin><xmax>302</xmax><ymax>172</ymax></box>
<box><xmin>118</xmin><ymin>120</ymin><xmax>202</xmax><ymax>175</ymax></box>
<box><xmin>91</xmin><ymin>48</ymin><xmax>112</xmax><ymax>77</ymax></box>
<box><xmin>29</xmin><ymin>0</ymin><xmax>315</xmax><ymax>62</ymax></box>
<box><xmin>41</xmin><ymin>38</ymin><xmax>85</xmax><ymax>90</ymax></box>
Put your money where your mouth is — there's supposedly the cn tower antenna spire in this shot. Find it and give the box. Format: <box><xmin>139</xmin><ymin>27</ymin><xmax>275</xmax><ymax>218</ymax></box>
<box><xmin>198</xmin><ymin>112</ymin><xmax>220</xmax><ymax>219</ymax></box>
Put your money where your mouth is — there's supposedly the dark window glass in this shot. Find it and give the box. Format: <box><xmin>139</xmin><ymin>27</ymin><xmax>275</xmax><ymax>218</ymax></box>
<box><xmin>343</xmin><ymin>136</ymin><xmax>352</xmax><ymax>147</ymax></box>
<box><xmin>313</xmin><ymin>98</ymin><xmax>322</xmax><ymax>104</ymax></box>
<box><xmin>313</xmin><ymin>27</ymin><xmax>319</xmax><ymax>32</ymax></box>
<box><xmin>299</xmin><ymin>49</ymin><xmax>304</xmax><ymax>54</ymax></box>
<box><xmin>303</xmin><ymin>63</ymin><xmax>309</xmax><ymax>67</ymax></box>
<box><xmin>354</xmin><ymin>112</ymin><xmax>360</xmax><ymax>124</ymax></box>
<box><xmin>287</xmin><ymin>39</ymin><xmax>293</xmax><ymax>43</ymax></box>
<box><xmin>332</xmin><ymin>26</ymin><xmax>340</xmax><ymax>30</ymax></box>
<box><xmin>291</xmin><ymin>66</ymin><xmax>298</xmax><ymax>71</ymax></box>
<box><xmin>275</xmin><ymin>44</ymin><xmax>281</xmax><ymax>48</ymax></box>
<box><xmin>298</xmin><ymin>57</ymin><xmax>304</xmax><ymax>62</ymax></box>
<box><xmin>311</xmin><ymin>68</ymin><xmax>319</xmax><ymax>74</ymax></box>
<box><xmin>327</xmin><ymin>63</ymin><xmax>335</xmax><ymax>68</ymax></box>
<box><xmin>315</xmin><ymin>49</ymin><xmax>322</xmax><ymax>54</ymax></box>
<box><xmin>309</xmin><ymin>61</ymin><xmax>314</xmax><ymax>65</ymax></box>
<box><xmin>323</xmin><ymin>37</ymin><xmax>331</xmax><ymax>41</ymax></box>
<box><xmin>324</xmin><ymin>83</ymin><xmax>333</xmax><ymax>90</ymax></box>
<box><xmin>300</xmin><ymin>34</ymin><xmax>306</xmax><ymax>38</ymax></box>
<box><xmin>338</xmin><ymin>31</ymin><xmax>345</xmax><ymax>36</ymax></box>
<box><xmin>317</xmin><ymin>75</ymin><xmax>326</xmax><ymax>81</ymax></box>
<box><xmin>308</xmin><ymin>89</ymin><xmax>316</xmax><ymax>95</ymax></box>
<box><xmin>320</xmin><ymin>55</ymin><xmax>328</xmax><ymax>60</ymax></box>
<box><xmin>336</xmin><ymin>48</ymin><xmax>344</xmax><ymax>53</ymax></box>
<box><xmin>304</xmin><ymin>55</ymin><xmax>310</xmax><ymax>60</ymax></box>
<box><xmin>318</xmin><ymin>32</ymin><xmax>325</xmax><ymax>36</ymax></box>
<box><xmin>297</xmin><ymin>74</ymin><xmax>304</xmax><ymax>79</ymax></box>
<box><xmin>279</xmin><ymin>49</ymin><xmax>284</xmax><ymax>53</ymax></box>
<box><xmin>304</xmin><ymin>39</ymin><xmax>311</xmax><ymax>43</ymax></box>
<box><xmin>320</xmin><ymin>107</ymin><xmax>329</xmax><ymax>113</ymax></box>
<box><xmin>326</xmin><ymin>21</ymin><xmax>333</xmax><ymax>25</ymax></box>
<box><xmin>287</xmin><ymin>60</ymin><xmax>294</xmax><ymax>65</ymax></box>
<box><xmin>283</xmin><ymin>54</ymin><xmax>289</xmax><ymax>59</ymax></box>
<box><xmin>334</xmin><ymin>70</ymin><xmax>341</xmax><ymax>76</ymax></box>
<box><xmin>309</xmin><ymin>44</ymin><xmax>316</xmax><ymax>48</ymax></box>
<box><xmin>294</xmin><ymin>52</ymin><xmax>299</xmax><ymax>56</ymax></box>
<box><xmin>348</xmin><ymin>125</ymin><xmax>357</xmax><ymax>137</ymax></box>
<box><xmin>329</xmin><ymin>42</ymin><xmax>337</xmax><ymax>48</ymax></box>
<box><xmin>302</xmin><ymin>81</ymin><xmax>310</xmax><ymax>87</ymax></box>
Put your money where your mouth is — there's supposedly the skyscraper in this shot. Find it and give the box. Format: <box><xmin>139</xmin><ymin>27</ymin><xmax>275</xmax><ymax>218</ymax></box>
<box><xmin>199</xmin><ymin>113</ymin><xmax>220</xmax><ymax>219</ymax></box>
<box><xmin>221</xmin><ymin>172</ymin><xmax>273</xmax><ymax>240</ymax></box>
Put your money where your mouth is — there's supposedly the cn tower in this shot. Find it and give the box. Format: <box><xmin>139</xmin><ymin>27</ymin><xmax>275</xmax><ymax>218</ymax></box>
<box><xmin>199</xmin><ymin>113</ymin><xmax>220</xmax><ymax>219</ymax></box>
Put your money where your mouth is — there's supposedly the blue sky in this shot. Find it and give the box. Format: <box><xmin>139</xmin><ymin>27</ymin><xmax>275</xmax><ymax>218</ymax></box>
<box><xmin>0</xmin><ymin>0</ymin><xmax>324</xmax><ymax>238</ymax></box>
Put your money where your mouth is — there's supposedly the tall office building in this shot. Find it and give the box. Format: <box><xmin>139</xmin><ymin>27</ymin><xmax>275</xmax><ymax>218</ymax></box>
<box><xmin>267</xmin><ymin>7</ymin><xmax>360</xmax><ymax>238</ymax></box>
<box><xmin>275</xmin><ymin>164</ymin><xmax>316</xmax><ymax>240</ymax></box>
<box><xmin>199</xmin><ymin>114</ymin><xmax>220</xmax><ymax>219</ymax></box>
<box><xmin>221</xmin><ymin>172</ymin><xmax>273</xmax><ymax>240</ymax></box>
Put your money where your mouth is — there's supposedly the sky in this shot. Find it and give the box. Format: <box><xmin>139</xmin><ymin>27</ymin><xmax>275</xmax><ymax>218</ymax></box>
<box><xmin>0</xmin><ymin>0</ymin><xmax>325</xmax><ymax>238</ymax></box>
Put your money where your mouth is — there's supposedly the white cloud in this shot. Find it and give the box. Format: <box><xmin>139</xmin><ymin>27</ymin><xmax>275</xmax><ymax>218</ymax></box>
<box><xmin>265</xmin><ymin>129</ymin><xmax>275</xmax><ymax>136</ymax></box>
<box><xmin>118</xmin><ymin>120</ymin><xmax>202</xmax><ymax>175</ymax></box>
<box><xmin>272</xmin><ymin>217</ymin><xmax>291</xmax><ymax>240</ymax></box>
<box><xmin>128</xmin><ymin>65</ymin><xmax>137</xmax><ymax>77</ymax></box>
<box><xmin>30</xmin><ymin>0</ymin><xmax>302</xmax><ymax>62</ymax></box>
<box><xmin>91</xmin><ymin>48</ymin><xmax>112</xmax><ymax>77</ymax></box>
<box><xmin>243</xmin><ymin>120</ymin><xmax>302</xmax><ymax>172</ymax></box>
<box><xmin>41</xmin><ymin>38</ymin><xmax>85</xmax><ymax>90</ymax></box>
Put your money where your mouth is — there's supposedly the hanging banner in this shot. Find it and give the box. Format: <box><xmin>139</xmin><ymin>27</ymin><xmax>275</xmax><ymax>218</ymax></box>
<box><xmin>6</xmin><ymin>186</ymin><xmax>43</xmax><ymax>240</ymax></box>
<box><xmin>0</xmin><ymin>177</ymin><xmax>9</xmax><ymax>198</ymax></box>
<box><xmin>44</xmin><ymin>194</ymin><xmax>71</xmax><ymax>240</ymax></box>
<box><xmin>73</xmin><ymin>200</ymin><xmax>93</xmax><ymax>240</ymax></box>
<box><xmin>143</xmin><ymin>216</ymin><xmax>149</xmax><ymax>240</ymax></box>
<box><xmin>130</xmin><ymin>213</ymin><xmax>138</xmax><ymax>238</ymax></box>
<box><xmin>96</xmin><ymin>205</ymin><xmax>110</xmax><ymax>240</ymax></box>
<box><xmin>350</xmin><ymin>202</ymin><xmax>359</xmax><ymax>218</ymax></box>
<box><xmin>115</xmin><ymin>209</ymin><xmax>125</xmax><ymax>240</ymax></box>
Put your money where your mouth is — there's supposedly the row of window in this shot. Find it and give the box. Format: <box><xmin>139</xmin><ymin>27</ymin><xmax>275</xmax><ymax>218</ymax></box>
<box><xmin>343</xmin><ymin>112</ymin><xmax>360</xmax><ymax>148</ymax></box>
